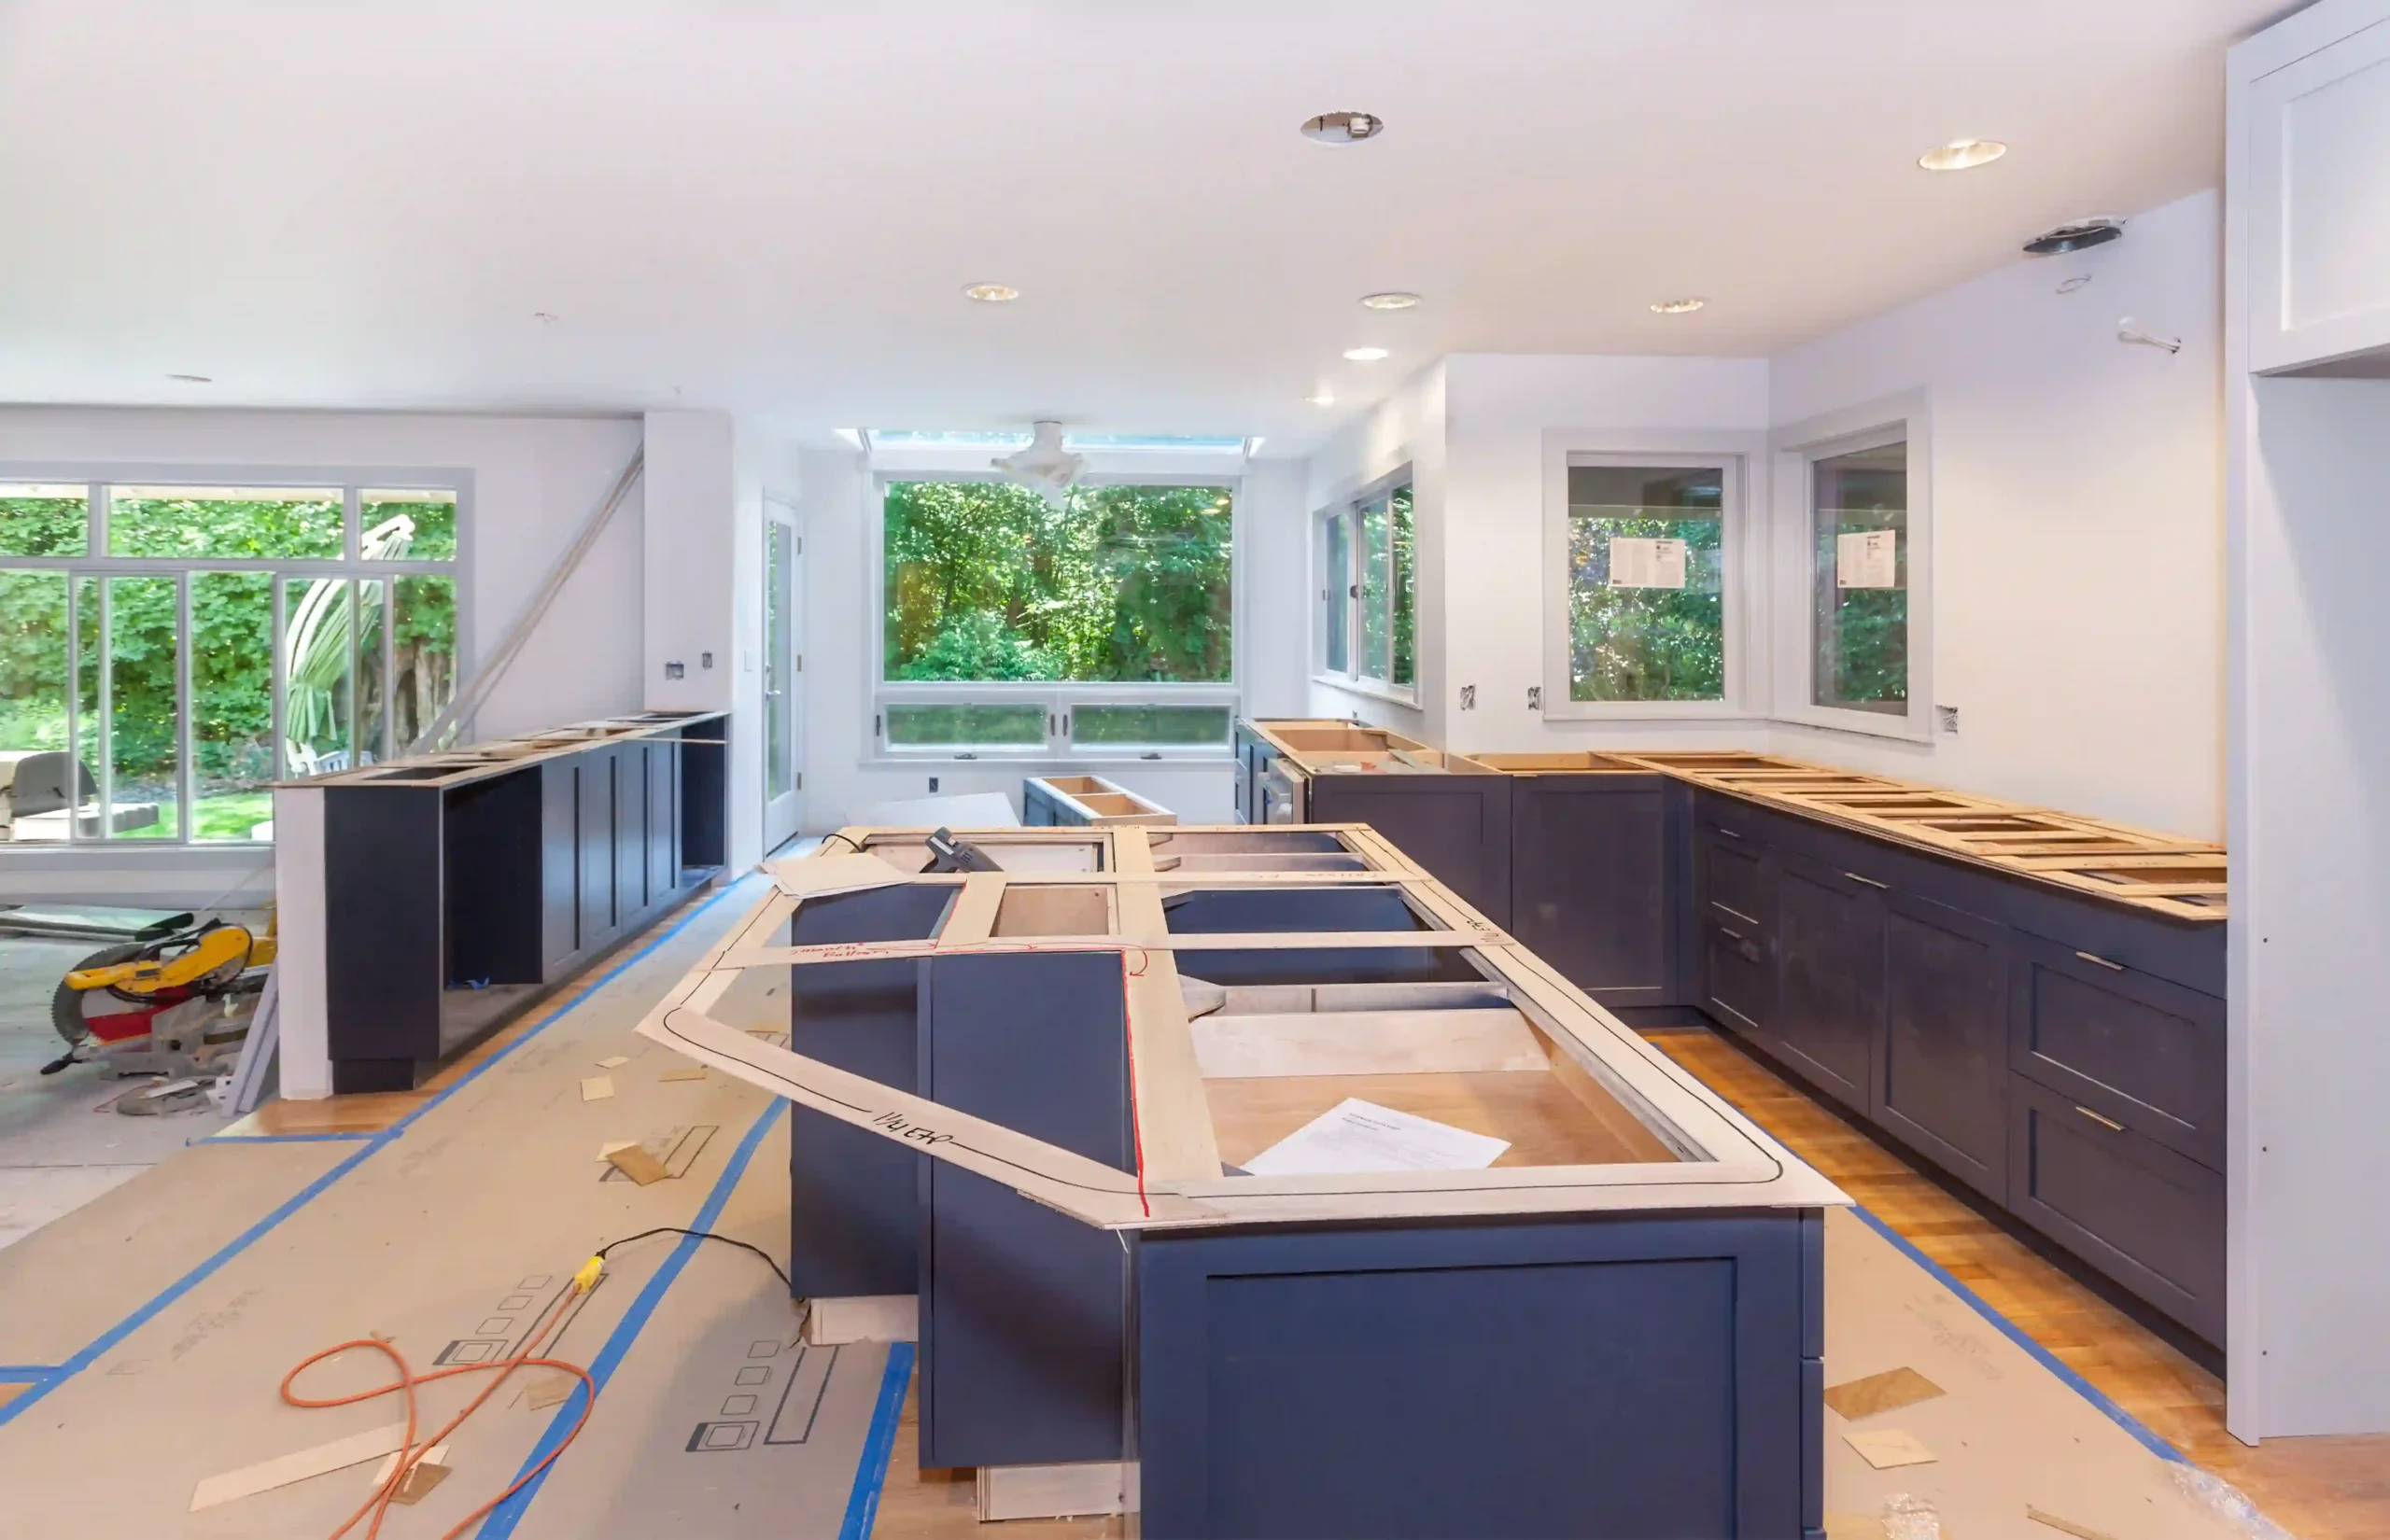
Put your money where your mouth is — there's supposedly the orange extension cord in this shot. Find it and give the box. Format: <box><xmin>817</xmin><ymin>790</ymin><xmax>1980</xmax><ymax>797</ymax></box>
<box><xmin>278</xmin><ymin>1276</ymin><xmax>597</xmax><ymax>1540</ymax></box>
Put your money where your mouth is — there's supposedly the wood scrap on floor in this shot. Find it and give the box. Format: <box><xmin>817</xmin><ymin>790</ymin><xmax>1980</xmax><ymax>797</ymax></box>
<box><xmin>596</xmin><ymin>1056</ymin><xmax>629</xmax><ymax>1069</ymax></box>
<box><xmin>526</xmin><ymin>1373</ymin><xmax>576</xmax><ymax>1411</ymax></box>
<box><xmin>1824</xmin><ymin>1365</ymin><xmax>1945</xmax><ymax>1421</ymax></box>
<box><xmin>604</xmin><ymin>1144</ymin><xmax>672</xmax><ymax>1185</ymax></box>
<box><xmin>596</xmin><ymin>1140</ymin><xmax>639</xmax><ymax>1162</ymax></box>
<box><xmin>581</xmin><ymin>1075</ymin><xmax>614</xmax><ymax>1101</ymax></box>
<box><xmin>388</xmin><ymin>1461</ymin><xmax>450</xmax><ymax>1505</ymax></box>
<box><xmin>2027</xmin><ymin>1506</ymin><xmax>2122</xmax><ymax>1540</ymax></box>
<box><xmin>1843</xmin><ymin>1427</ymin><xmax>1937</xmax><ymax>1471</ymax></box>
<box><xmin>190</xmin><ymin>1421</ymin><xmax>410</xmax><ymax>1511</ymax></box>
<box><xmin>658</xmin><ymin>1067</ymin><xmax>707</xmax><ymax>1082</ymax></box>
<box><xmin>1821</xmin><ymin>1514</ymin><xmax>1884</xmax><ymax>1539</ymax></box>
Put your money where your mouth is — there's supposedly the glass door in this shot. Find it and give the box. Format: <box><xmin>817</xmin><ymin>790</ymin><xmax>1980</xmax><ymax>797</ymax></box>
<box><xmin>763</xmin><ymin>499</ymin><xmax>803</xmax><ymax>851</ymax></box>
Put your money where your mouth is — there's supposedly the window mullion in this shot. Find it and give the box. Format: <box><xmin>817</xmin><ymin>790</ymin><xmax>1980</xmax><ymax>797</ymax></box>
<box><xmin>176</xmin><ymin>573</ymin><xmax>193</xmax><ymax>845</ymax></box>
<box><xmin>95</xmin><ymin>578</ymin><xmax>111</xmax><ymax>841</ymax></box>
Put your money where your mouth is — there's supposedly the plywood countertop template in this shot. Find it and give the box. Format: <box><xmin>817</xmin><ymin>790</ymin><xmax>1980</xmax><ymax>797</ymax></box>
<box><xmin>634</xmin><ymin>823</ymin><xmax>1848</xmax><ymax>1231</ymax></box>
<box><xmin>275</xmin><ymin>708</ymin><xmax>727</xmax><ymax>791</ymax></box>
<box><xmin>1247</xmin><ymin>722</ymin><xmax>2225</xmax><ymax>922</ymax></box>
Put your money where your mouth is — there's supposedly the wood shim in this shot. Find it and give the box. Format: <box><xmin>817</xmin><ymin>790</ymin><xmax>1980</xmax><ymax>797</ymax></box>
<box><xmin>596</xmin><ymin>1056</ymin><xmax>628</xmax><ymax>1070</ymax></box>
<box><xmin>190</xmin><ymin>1421</ymin><xmax>411</xmax><ymax>1511</ymax></box>
<box><xmin>658</xmin><ymin>1067</ymin><xmax>707</xmax><ymax>1083</ymax></box>
<box><xmin>2027</xmin><ymin>1505</ymin><xmax>2123</xmax><ymax>1540</ymax></box>
<box><xmin>605</xmin><ymin>1144</ymin><xmax>672</xmax><ymax>1185</ymax></box>
<box><xmin>526</xmin><ymin>1373</ymin><xmax>576</xmax><ymax>1411</ymax></box>
<box><xmin>580</xmin><ymin>1076</ymin><xmax>613</xmax><ymax>1101</ymax></box>
<box><xmin>1843</xmin><ymin>1426</ymin><xmax>1937</xmax><ymax>1470</ymax></box>
<box><xmin>1822</xmin><ymin>1365</ymin><xmax>1945</xmax><ymax>1421</ymax></box>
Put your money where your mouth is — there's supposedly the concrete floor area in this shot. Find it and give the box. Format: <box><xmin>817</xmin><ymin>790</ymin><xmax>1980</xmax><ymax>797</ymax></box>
<box><xmin>0</xmin><ymin>928</ymin><xmax>241</xmax><ymax>1252</ymax></box>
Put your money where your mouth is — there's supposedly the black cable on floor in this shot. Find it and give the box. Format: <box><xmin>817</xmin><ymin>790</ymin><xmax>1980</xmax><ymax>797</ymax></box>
<box><xmin>819</xmin><ymin>831</ymin><xmax>864</xmax><ymax>853</ymax></box>
<box><xmin>594</xmin><ymin>1227</ymin><xmax>794</xmax><ymax>1294</ymax></box>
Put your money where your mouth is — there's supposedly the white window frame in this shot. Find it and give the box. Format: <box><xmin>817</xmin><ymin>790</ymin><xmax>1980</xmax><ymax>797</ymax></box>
<box><xmin>1766</xmin><ymin>393</ymin><xmax>1934</xmax><ymax>742</ymax></box>
<box><xmin>865</xmin><ymin>462</ymin><xmax>1242</xmax><ymax>764</ymax></box>
<box><xmin>1539</xmin><ymin>430</ymin><xmax>1761</xmax><ymax>721</ymax></box>
<box><xmin>0</xmin><ymin>463</ymin><xmax>472</xmax><ymax>851</ymax></box>
<box><xmin>1312</xmin><ymin>466</ymin><xmax>1419</xmax><ymax>707</ymax></box>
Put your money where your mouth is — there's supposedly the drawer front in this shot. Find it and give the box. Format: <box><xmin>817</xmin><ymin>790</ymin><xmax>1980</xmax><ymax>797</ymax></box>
<box><xmin>2010</xmin><ymin>934</ymin><xmax>2224</xmax><ymax>1169</ymax></box>
<box><xmin>1697</xmin><ymin>827</ymin><xmax>1770</xmax><ymax>931</ymax></box>
<box><xmin>2008</xmin><ymin>1077</ymin><xmax>2225</xmax><ymax>1345</ymax></box>
<box><xmin>1700</xmin><ymin>919</ymin><xmax>1773</xmax><ymax>1036</ymax></box>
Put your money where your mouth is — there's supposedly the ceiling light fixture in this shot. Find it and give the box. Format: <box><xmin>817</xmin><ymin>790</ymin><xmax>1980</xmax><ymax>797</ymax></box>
<box><xmin>1301</xmin><ymin>111</ymin><xmax>1384</xmax><ymax>144</ymax></box>
<box><xmin>1918</xmin><ymin>138</ymin><xmax>2007</xmax><ymax>172</ymax></box>
<box><xmin>1308</xmin><ymin>389</ymin><xmax>1337</xmax><ymax>407</ymax></box>
<box><xmin>166</xmin><ymin>372</ymin><xmax>212</xmax><ymax>383</ymax></box>
<box><xmin>1343</xmin><ymin>346</ymin><xmax>1389</xmax><ymax>362</ymax></box>
<box><xmin>1359</xmin><ymin>291</ymin><xmax>1421</xmax><ymax>311</ymax></box>
<box><xmin>1649</xmin><ymin>298</ymin><xmax>1706</xmax><ymax>315</ymax></box>
<box><xmin>963</xmin><ymin>283</ymin><xmax>1020</xmax><ymax>303</ymax></box>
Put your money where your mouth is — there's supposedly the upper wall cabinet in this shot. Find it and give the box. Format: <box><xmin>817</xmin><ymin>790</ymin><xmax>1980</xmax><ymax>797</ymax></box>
<box><xmin>2242</xmin><ymin>4</ymin><xmax>2390</xmax><ymax>374</ymax></box>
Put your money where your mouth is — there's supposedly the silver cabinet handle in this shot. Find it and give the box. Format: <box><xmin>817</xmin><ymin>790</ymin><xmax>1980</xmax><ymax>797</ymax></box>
<box><xmin>2074</xmin><ymin>1105</ymin><xmax>2126</xmax><ymax>1133</ymax></box>
<box><xmin>1716</xmin><ymin>927</ymin><xmax>1745</xmax><ymax>943</ymax></box>
<box><xmin>1712</xmin><ymin>826</ymin><xmax>1745</xmax><ymax>840</ymax></box>
<box><xmin>2074</xmin><ymin>950</ymin><xmax>2127</xmax><ymax>973</ymax></box>
<box><xmin>1716</xmin><ymin>903</ymin><xmax>1758</xmax><ymax>926</ymax></box>
<box><xmin>1844</xmin><ymin>872</ymin><xmax>1889</xmax><ymax>889</ymax></box>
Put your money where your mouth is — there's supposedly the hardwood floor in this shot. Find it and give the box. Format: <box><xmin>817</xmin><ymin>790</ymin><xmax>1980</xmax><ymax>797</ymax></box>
<box><xmin>1648</xmin><ymin>1026</ymin><xmax>2390</xmax><ymax>1540</ymax></box>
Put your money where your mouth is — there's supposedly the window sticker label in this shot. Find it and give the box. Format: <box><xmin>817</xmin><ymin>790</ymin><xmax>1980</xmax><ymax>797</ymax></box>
<box><xmin>1607</xmin><ymin>536</ymin><xmax>1687</xmax><ymax>590</ymax></box>
<box><xmin>1835</xmin><ymin>529</ymin><xmax>1898</xmax><ymax>589</ymax></box>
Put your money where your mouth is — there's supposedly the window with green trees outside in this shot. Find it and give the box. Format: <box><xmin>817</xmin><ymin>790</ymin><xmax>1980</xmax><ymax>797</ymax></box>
<box><xmin>879</xmin><ymin>479</ymin><xmax>1233</xmax><ymax>752</ymax></box>
<box><xmin>1565</xmin><ymin>464</ymin><xmax>1727</xmax><ymax>703</ymax></box>
<box><xmin>0</xmin><ymin>481</ymin><xmax>459</xmax><ymax>846</ymax></box>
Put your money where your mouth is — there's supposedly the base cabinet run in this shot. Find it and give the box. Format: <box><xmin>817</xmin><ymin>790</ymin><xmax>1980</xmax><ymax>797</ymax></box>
<box><xmin>1135</xmin><ymin>1210</ymin><xmax>1824</xmax><ymax>1540</ymax></box>
<box><xmin>1688</xmin><ymin>791</ymin><xmax>2226</xmax><ymax>1345</ymax></box>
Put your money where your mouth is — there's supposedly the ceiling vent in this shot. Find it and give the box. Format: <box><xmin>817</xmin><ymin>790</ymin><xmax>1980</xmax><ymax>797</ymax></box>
<box><xmin>1301</xmin><ymin>111</ymin><xmax>1384</xmax><ymax>144</ymax></box>
<box><xmin>2023</xmin><ymin>217</ymin><xmax>2125</xmax><ymax>256</ymax></box>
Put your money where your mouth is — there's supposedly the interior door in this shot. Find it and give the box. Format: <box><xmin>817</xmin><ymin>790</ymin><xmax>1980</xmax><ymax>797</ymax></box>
<box><xmin>763</xmin><ymin>499</ymin><xmax>803</xmax><ymax>851</ymax></box>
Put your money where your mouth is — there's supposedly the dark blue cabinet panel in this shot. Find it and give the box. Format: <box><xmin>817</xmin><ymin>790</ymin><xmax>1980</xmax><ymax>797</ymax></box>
<box><xmin>2010</xmin><ymin>933</ymin><xmax>2224</xmax><ymax>1170</ymax></box>
<box><xmin>1308</xmin><ymin>775</ymin><xmax>1513</xmax><ymax>927</ymax></box>
<box><xmin>1508</xmin><ymin>776</ymin><xmax>1676</xmax><ymax>1007</ymax></box>
<box><xmin>1878</xmin><ymin>892</ymin><xmax>2010</xmax><ymax>1202</ymax></box>
<box><xmin>919</xmin><ymin>952</ymin><xmax>1132</xmax><ymax>1469</ymax></box>
<box><xmin>1701</xmin><ymin>920</ymin><xmax>1774</xmax><ymax>1037</ymax></box>
<box><xmin>1697</xmin><ymin>822</ymin><xmax>1772</xmax><ymax>932</ymax></box>
<box><xmin>575</xmin><ymin>752</ymin><xmax>616</xmax><ymax>949</ymax></box>
<box><xmin>612</xmin><ymin>744</ymin><xmax>649</xmax><ymax>920</ymax></box>
<box><xmin>540</xmin><ymin>760</ymin><xmax>580</xmax><ymax>969</ymax></box>
<box><xmin>2009</xmin><ymin>1076</ymin><xmax>2225</xmax><ymax>1343</ymax></box>
<box><xmin>1136</xmin><ymin>1211</ymin><xmax>1821</xmax><ymax>1539</ymax></box>
<box><xmin>1772</xmin><ymin>851</ymin><xmax>1883</xmax><ymax>1113</ymax></box>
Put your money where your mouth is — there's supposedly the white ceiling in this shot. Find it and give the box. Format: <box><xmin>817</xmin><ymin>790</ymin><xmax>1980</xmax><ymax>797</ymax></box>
<box><xmin>0</xmin><ymin>0</ymin><xmax>2289</xmax><ymax>455</ymax></box>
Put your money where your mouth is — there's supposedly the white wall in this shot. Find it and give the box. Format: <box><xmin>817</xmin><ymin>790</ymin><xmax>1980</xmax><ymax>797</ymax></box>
<box><xmin>0</xmin><ymin>406</ymin><xmax>645</xmax><ymax>904</ymax></box>
<box><xmin>1768</xmin><ymin>189</ymin><xmax>2225</xmax><ymax>839</ymax></box>
<box><xmin>734</xmin><ymin>425</ymin><xmax>801</xmax><ymax>861</ymax></box>
<box><xmin>1301</xmin><ymin>362</ymin><xmax>1446</xmax><ymax>738</ymax></box>
<box><xmin>1441</xmin><ymin>352</ymin><xmax>1773</xmax><ymax>755</ymax></box>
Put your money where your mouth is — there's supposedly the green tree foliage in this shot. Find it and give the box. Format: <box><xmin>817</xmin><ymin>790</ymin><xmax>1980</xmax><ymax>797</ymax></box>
<box><xmin>1568</xmin><ymin>513</ymin><xmax>1726</xmax><ymax>701</ymax></box>
<box><xmin>884</xmin><ymin>481</ymin><xmax>1231</xmax><ymax>683</ymax></box>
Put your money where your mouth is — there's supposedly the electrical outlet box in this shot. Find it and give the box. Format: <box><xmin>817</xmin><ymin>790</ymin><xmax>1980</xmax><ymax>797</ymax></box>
<box><xmin>928</xmin><ymin>777</ymin><xmax>940</xmax><ymax>793</ymax></box>
<box><xmin>1936</xmin><ymin>704</ymin><xmax>1960</xmax><ymax>735</ymax></box>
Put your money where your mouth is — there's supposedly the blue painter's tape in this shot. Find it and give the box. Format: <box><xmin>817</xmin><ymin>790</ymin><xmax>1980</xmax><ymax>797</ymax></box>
<box><xmin>477</xmin><ymin>1096</ymin><xmax>790</xmax><ymax>1539</ymax></box>
<box><xmin>201</xmin><ymin>1131</ymin><xmax>380</xmax><ymax>1144</ymax></box>
<box><xmin>0</xmin><ymin>876</ymin><xmax>754</xmax><ymax>1427</ymax></box>
<box><xmin>1842</xmin><ymin>1203</ymin><xmax>2186</xmax><ymax>1463</ymax></box>
<box><xmin>839</xmin><ymin>1342</ymin><xmax>916</xmax><ymax>1540</ymax></box>
<box><xmin>0</xmin><ymin>1365</ymin><xmax>62</xmax><ymax>1380</ymax></box>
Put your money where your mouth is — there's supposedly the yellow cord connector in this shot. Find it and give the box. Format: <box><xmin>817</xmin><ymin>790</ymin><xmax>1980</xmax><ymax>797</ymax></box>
<box><xmin>571</xmin><ymin>1255</ymin><xmax>605</xmax><ymax>1295</ymax></box>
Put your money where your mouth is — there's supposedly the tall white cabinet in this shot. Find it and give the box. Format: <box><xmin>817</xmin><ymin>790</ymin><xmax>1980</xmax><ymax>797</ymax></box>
<box><xmin>2228</xmin><ymin>0</ymin><xmax>2390</xmax><ymax>1440</ymax></box>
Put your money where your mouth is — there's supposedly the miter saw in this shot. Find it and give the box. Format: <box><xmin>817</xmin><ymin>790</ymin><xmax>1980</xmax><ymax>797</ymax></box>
<box><xmin>42</xmin><ymin>916</ymin><xmax>273</xmax><ymax>1094</ymax></box>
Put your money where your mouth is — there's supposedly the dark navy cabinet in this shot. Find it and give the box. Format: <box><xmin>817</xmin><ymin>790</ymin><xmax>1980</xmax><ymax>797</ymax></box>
<box><xmin>1772</xmin><ymin>851</ymin><xmax>1882</xmax><ymax>1114</ymax></box>
<box><xmin>1135</xmin><ymin>1210</ymin><xmax>1825</xmax><ymax>1539</ymax></box>
<box><xmin>1305</xmin><ymin>773</ymin><xmax>1514</xmax><ymax>928</ymax></box>
<box><xmin>2009</xmin><ymin>933</ymin><xmax>2225</xmax><ymax>1169</ymax></box>
<box><xmin>1877</xmin><ymin>892</ymin><xmax>2011</xmax><ymax>1203</ymax></box>
<box><xmin>1506</xmin><ymin>774</ymin><xmax>1677</xmax><ymax>1008</ymax></box>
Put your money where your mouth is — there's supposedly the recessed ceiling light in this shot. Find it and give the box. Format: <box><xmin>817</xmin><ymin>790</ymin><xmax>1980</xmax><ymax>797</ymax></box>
<box><xmin>1918</xmin><ymin>138</ymin><xmax>2007</xmax><ymax>172</ymax></box>
<box><xmin>1359</xmin><ymin>291</ymin><xmax>1421</xmax><ymax>311</ymax></box>
<box><xmin>166</xmin><ymin>372</ymin><xmax>212</xmax><ymax>384</ymax></box>
<box><xmin>1308</xmin><ymin>389</ymin><xmax>1337</xmax><ymax>407</ymax></box>
<box><xmin>1649</xmin><ymin>298</ymin><xmax>1706</xmax><ymax>315</ymax></box>
<box><xmin>1343</xmin><ymin>346</ymin><xmax>1389</xmax><ymax>362</ymax></box>
<box><xmin>1301</xmin><ymin>111</ymin><xmax>1384</xmax><ymax>145</ymax></box>
<box><xmin>963</xmin><ymin>283</ymin><xmax>1020</xmax><ymax>303</ymax></box>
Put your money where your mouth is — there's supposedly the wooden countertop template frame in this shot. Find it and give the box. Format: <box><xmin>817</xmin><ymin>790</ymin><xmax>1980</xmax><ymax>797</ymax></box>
<box><xmin>274</xmin><ymin>709</ymin><xmax>727</xmax><ymax>792</ymax></box>
<box><xmin>1246</xmin><ymin>721</ymin><xmax>2225</xmax><ymax>922</ymax></box>
<box><xmin>637</xmin><ymin>823</ymin><xmax>1849</xmax><ymax>1233</ymax></box>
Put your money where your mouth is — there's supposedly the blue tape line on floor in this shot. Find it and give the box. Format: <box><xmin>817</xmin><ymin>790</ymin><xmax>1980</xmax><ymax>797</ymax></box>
<box><xmin>1843</xmin><ymin>1203</ymin><xmax>2186</xmax><ymax>1463</ymax></box>
<box><xmin>0</xmin><ymin>1365</ymin><xmax>62</xmax><ymax>1380</ymax></box>
<box><xmin>201</xmin><ymin>1131</ymin><xmax>380</xmax><ymax>1144</ymax></box>
<box><xmin>0</xmin><ymin>875</ymin><xmax>753</xmax><ymax>1428</ymax></box>
<box><xmin>840</xmin><ymin>1342</ymin><xmax>916</xmax><ymax>1540</ymax></box>
<box><xmin>478</xmin><ymin>1096</ymin><xmax>790</xmax><ymax>1539</ymax></box>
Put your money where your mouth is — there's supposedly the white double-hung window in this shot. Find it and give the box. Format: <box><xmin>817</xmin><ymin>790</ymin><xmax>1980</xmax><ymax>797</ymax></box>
<box><xmin>867</xmin><ymin>433</ymin><xmax>1244</xmax><ymax>760</ymax></box>
<box><xmin>1316</xmin><ymin>472</ymin><xmax>1416</xmax><ymax>699</ymax></box>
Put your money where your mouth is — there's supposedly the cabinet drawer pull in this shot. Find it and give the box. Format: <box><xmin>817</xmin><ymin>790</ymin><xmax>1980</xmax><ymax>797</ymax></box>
<box><xmin>2074</xmin><ymin>1105</ymin><xmax>2126</xmax><ymax>1133</ymax></box>
<box><xmin>1843</xmin><ymin>872</ymin><xmax>1890</xmax><ymax>889</ymax></box>
<box><xmin>2074</xmin><ymin>950</ymin><xmax>2127</xmax><ymax>973</ymax></box>
<box><xmin>1715</xmin><ymin>903</ymin><xmax>1758</xmax><ymax>926</ymax></box>
<box><xmin>1716</xmin><ymin>927</ymin><xmax>1745</xmax><ymax>943</ymax></box>
<box><xmin>1712</xmin><ymin>825</ymin><xmax>1744</xmax><ymax>840</ymax></box>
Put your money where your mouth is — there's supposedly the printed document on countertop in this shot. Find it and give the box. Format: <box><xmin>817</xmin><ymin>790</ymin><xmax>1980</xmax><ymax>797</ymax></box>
<box><xmin>1242</xmin><ymin>1098</ymin><xmax>1511</xmax><ymax>1177</ymax></box>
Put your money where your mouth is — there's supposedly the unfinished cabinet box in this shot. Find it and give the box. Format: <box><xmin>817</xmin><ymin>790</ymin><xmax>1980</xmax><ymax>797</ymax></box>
<box><xmin>1022</xmin><ymin>774</ymin><xmax>1174</xmax><ymax>827</ymax></box>
<box><xmin>652</xmin><ymin>829</ymin><xmax>1844</xmax><ymax>1533</ymax></box>
<box><xmin>1877</xmin><ymin>892</ymin><xmax>2011</xmax><ymax>1203</ymax></box>
<box><xmin>1475</xmin><ymin>754</ymin><xmax>1679</xmax><ymax>1010</ymax></box>
<box><xmin>282</xmin><ymin>710</ymin><xmax>728</xmax><ymax>1093</ymax></box>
